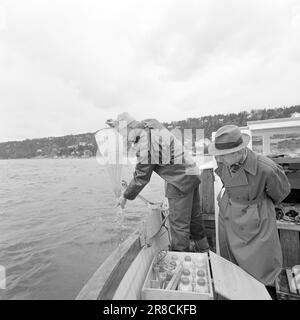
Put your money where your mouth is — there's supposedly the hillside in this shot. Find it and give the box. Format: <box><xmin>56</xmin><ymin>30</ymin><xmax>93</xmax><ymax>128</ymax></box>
<box><xmin>1</xmin><ymin>105</ymin><xmax>299</xmax><ymax>159</ymax></box>
<box><xmin>162</xmin><ymin>105</ymin><xmax>300</xmax><ymax>139</ymax></box>
<box><xmin>0</xmin><ymin>133</ymin><xmax>97</xmax><ymax>159</ymax></box>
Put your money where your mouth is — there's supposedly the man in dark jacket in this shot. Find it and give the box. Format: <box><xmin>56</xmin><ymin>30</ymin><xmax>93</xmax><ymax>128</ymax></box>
<box><xmin>109</xmin><ymin>112</ymin><xmax>209</xmax><ymax>252</ymax></box>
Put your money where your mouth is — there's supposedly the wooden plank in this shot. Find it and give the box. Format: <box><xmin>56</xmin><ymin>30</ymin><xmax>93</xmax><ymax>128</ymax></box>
<box><xmin>209</xmin><ymin>251</ymin><xmax>271</xmax><ymax>300</ymax></box>
<box><xmin>279</xmin><ymin>229</ymin><xmax>300</xmax><ymax>268</ymax></box>
<box><xmin>113</xmin><ymin>245</ymin><xmax>155</xmax><ymax>299</ymax></box>
<box><xmin>97</xmin><ymin>235</ymin><xmax>141</xmax><ymax>300</ymax></box>
<box><xmin>165</xmin><ymin>264</ymin><xmax>182</xmax><ymax>290</ymax></box>
<box><xmin>273</xmin><ymin>157</ymin><xmax>300</xmax><ymax>164</ymax></box>
<box><xmin>76</xmin><ymin>231</ymin><xmax>141</xmax><ymax>300</ymax></box>
<box><xmin>199</xmin><ymin>169</ymin><xmax>215</xmax><ymax>214</ymax></box>
<box><xmin>142</xmin><ymin>287</ymin><xmax>212</xmax><ymax>300</ymax></box>
<box><xmin>201</xmin><ymin>213</ymin><xmax>215</xmax><ymax>221</ymax></box>
<box><xmin>277</xmin><ymin>221</ymin><xmax>300</xmax><ymax>232</ymax></box>
<box><xmin>199</xmin><ymin>169</ymin><xmax>216</xmax><ymax>252</ymax></box>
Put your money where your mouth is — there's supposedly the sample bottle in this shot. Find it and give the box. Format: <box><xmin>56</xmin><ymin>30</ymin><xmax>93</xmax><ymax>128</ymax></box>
<box><xmin>171</xmin><ymin>254</ymin><xmax>179</xmax><ymax>267</ymax></box>
<box><xmin>153</xmin><ymin>265</ymin><xmax>160</xmax><ymax>280</ymax></box>
<box><xmin>181</xmin><ymin>268</ymin><xmax>192</xmax><ymax>281</ymax></box>
<box><xmin>183</xmin><ymin>255</ymin><xmax>193</xmax><ymax>269</ymax></box>
<box><xmin>194</xmin><ymin>257</ymin><xmax>207</xmax><ymax>269</ymax></box>
<box><xmin>158</xmin><ymin>270</ymin><xmax>167</xmax><ymax>289</ymax></box>
<box><xmin>178</xmin><ymin>276</ymin><xmax>192</xmax><ymax>292</ymax></box>
<box><xmin>196</xmin><ymin>268</ymin><xmax>206</xmax><ymax>278</ymax></box>
<box><xmin>194</xmin><ymin>277</ymin><xmax>207</xmax><ymax>293</ymax></box>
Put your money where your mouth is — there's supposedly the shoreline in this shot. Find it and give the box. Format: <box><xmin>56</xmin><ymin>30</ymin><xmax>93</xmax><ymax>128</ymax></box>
<box><xmin>0</xmin><ymin>156</ymin><xmax>97</xmax><ymax>160</ymax></box>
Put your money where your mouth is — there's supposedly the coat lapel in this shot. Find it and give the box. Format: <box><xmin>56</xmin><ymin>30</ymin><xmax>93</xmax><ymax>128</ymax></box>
<box><xmin>222</xmin><ymin>163</ymin><xmax>249</xmax><ymax>187</ymax></box>
<box><xmin>215</xmin><ymin>148</ymin><xmax>257</xmax><ymax>188</ymax></box>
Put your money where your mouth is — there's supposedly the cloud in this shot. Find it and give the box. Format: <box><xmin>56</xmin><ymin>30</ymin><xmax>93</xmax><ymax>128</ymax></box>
<box><xmin>138</xmin><ymin>0</ymin><xmax>295</xmax><ymax>80</ymax></box>
<box><xmin>0</xmin><ymin>0</ymin><xmax>300</xmax><ymax>141</ymax></box>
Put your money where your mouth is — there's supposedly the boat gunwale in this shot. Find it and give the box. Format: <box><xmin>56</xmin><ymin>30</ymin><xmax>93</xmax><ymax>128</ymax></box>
<box><xmin>76</xmin><ymin>230</ymin><xmax>142</xmax><ymax>300</ymax></box>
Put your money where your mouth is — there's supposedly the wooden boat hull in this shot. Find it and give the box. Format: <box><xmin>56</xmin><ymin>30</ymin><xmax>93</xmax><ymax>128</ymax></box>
<box><xmin>76</xmin><ymin>205</ymin><xmax>170</xmax><ymax>300</ymax></box>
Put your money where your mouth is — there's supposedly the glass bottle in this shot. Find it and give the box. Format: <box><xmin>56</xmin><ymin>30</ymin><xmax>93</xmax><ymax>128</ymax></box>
<box><xmin>178</xmin><ymin>276</ymin><xmax>192</xmax><ymax>292</ymax></box>
<box><xmin>194</xmin><ymin>277</ymin><xmax>207</xmax><ymax>293</ymax></box>
<box><xmin>196</xmin><ymin>268</ymin><xmax>206</xmax><ymax>278</ymax></box>
<box><xmin>183</xmin><ymin>255</ymin><xmax>193</xmax><ymax>269</ymax></box>
<box><xmin>171</xmin><ymin>254</ymin><xmax>179</xmax><ymax>267</ymax></box>
<box><xmin>181</xmin><ymin>268</ymin><xmax>192</xmax><ymax>281</ymax></box>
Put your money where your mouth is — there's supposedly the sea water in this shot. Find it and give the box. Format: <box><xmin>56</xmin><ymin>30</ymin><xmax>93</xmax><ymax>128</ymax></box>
<box><xmin>0</xmin><ymin>158</ymin><xmax>164</xmax><ymax>299</ymax></box>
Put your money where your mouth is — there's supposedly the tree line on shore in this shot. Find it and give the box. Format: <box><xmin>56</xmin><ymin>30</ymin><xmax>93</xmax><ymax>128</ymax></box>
<box><xmin>0</xmin><ymin>105</ymin><xmax>299</xmax><ymax>159</ymax></box>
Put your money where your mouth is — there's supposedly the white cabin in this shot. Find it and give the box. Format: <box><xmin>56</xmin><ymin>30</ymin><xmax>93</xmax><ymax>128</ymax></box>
<box><xmin>247</xmin><ymin>116</ymin><xmax>300</xmax><ymax>156</ymax></box>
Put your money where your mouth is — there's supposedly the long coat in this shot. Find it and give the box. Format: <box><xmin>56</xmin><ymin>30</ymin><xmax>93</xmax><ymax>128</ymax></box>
<box><xmin>216</xmin><ymin>148</ymin><xmax>291</xmax><ymax>286</ymax></box>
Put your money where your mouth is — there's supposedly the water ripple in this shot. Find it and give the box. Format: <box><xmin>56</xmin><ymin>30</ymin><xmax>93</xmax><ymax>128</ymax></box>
<box><xmin>0</xmin><ymin>158</ymin><xmax>164</xmax><ymax>299</ymax></box>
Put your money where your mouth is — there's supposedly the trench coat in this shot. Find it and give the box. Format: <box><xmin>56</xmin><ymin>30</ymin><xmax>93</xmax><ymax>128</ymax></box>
<box><xmin>216</xmin><ymin>148</ymin><xmax>291</xmax><ymax>286</ymax></box>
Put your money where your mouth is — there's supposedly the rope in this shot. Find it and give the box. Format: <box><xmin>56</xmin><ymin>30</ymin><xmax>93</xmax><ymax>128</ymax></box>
<box><xmin>145</xmin><ymin>207</ymin><xmax>171</xmax><ymax>247</ymax></box>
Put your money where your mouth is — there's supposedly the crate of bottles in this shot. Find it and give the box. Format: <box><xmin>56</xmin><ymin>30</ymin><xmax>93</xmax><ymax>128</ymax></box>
<box><xmin>275</xmin><ymin>266</ymin><xmax>300</xmax><ymax>300</ymax></box>
<box><xmin>141</xmin><ymin>250</ymin><xmax>214</xmax><ymax>300</ymax></box>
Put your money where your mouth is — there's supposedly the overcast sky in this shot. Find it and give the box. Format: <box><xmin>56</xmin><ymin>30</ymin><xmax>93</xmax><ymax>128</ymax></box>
<box><xmin>1</xmin><ymin>0</ymin><xmax>300</xmax><ymax>142</ymax></box>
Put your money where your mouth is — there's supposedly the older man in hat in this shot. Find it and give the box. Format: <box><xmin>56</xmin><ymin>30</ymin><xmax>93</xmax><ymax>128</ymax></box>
<box><xmin>108</xmin><ymin>112</ymin><xmax>209</xmax><ymax>253</ymax></box>
<box><xmin>208</xmin><ymin>125</ymin><xmax>290</xmax><ymax>292</ymax></box>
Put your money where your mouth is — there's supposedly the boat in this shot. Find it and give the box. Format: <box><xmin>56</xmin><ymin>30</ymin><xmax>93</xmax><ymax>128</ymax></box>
<box><xmin>75</xmin><ymin>183</ymin><xmax>272</xmax><ymax>301</ymax></box>
<box><xmin>76</xmin><ymin>122</ymin><xmax>300</xmax><ymax>300</ymax></box>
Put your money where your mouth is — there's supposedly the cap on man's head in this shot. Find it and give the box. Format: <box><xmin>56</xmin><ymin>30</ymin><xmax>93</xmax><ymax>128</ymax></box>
<box><xmin>116</xmin><ymin>112</ymin><xmax>136</xmax><ymax>127</ymax></box>
<box><xmin>106</xmin><ymin>112</ymin><xmax>139</xmax><ymax>131</ymax></box>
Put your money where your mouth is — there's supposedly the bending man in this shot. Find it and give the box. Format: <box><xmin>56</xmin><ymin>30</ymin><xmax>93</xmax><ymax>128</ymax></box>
<box><xmin>108</xmin><ymin>112</ymin><xmax>209</xmax><ymax>253</ymax></box>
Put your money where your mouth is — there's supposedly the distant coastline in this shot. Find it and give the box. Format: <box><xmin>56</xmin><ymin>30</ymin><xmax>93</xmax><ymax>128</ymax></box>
<box><xmin>0</xmin><ymin>133</ymin><xmax>97</xmax><ymax>160</ymax></box>
<box><xmin>0</xmin><ymin>156</ymin><xmax>96</xmax><ymax>160</ymax></box>
<box><xmin>1</xmin><ymin>105</ymin><xmax>299</xmax><ymax>159</ymax></box>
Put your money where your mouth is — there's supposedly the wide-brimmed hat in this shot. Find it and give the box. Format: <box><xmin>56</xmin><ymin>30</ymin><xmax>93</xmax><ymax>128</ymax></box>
<box><xmin>208</xmin><ymin>125</ymin><xmax>250</xmax><ymax>156</ymax></box>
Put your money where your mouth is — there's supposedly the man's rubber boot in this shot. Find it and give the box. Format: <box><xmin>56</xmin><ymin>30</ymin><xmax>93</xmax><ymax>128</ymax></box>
<box><xmin>190</xmin><ymin>237</ymin><xmax>210</xmax><ymax>253</ymax></box>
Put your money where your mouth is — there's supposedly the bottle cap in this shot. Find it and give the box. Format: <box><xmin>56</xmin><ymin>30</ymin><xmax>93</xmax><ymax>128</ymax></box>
<box><xmin>182</xmin><ymin>268</ymin><xmax>191</xmax><ymax>276</ymax></box>
<box><xmin>197</xmin><ymin>269</ymin><xmax>206</xmax><ymax>277</ymax></box>
<box><xmin>197</xmin><ymin>278</ymin><xmax>206</xmax><ymax>286</ymax></box>
<box><xmin>181</xmin><ymin>276</ymin><xmax>190</xmax><ymax>285</ymax></box>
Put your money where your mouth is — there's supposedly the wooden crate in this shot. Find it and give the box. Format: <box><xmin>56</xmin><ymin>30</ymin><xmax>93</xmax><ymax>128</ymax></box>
<box><xmin>275</xmin><ymin>268</ymin><xmax>300</xmax><ymax>300</ymax></box>
<box><xmin>141</xmin><ymin>250</ymin><xmax>272</xmax><ymax>300</ymax></box>
<box><xmin>141</xmin><ymin>251</ymin><xmax>214</xmax><ymax>300</ymax></box>
<box><xmin>277</xmin><ymin>222</ymin><xmax>300</xmax><ymax>268</ymax></box>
